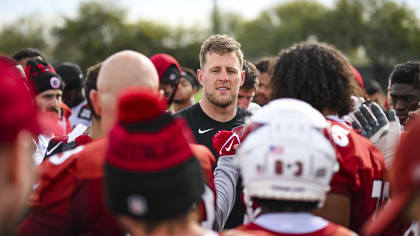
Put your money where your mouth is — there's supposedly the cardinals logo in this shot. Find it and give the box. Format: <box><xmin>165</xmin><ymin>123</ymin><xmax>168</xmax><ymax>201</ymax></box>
<box><xmin>50</xmin><ymin>77</ymin><xmax>62</xmax><ymax>89</ymax></box>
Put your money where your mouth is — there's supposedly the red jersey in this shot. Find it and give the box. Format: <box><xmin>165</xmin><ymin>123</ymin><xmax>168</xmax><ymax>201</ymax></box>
<box><xmin>18</xmin><ymin>140</ymin><xmax>217</xmax><ymax>234</ymax></box>
<box><xmin>17</xmin><ymin>139</ymin><xmax>124</xmax><ymax>235</ymax></box>
<box><xmin>327</xmin><ymin>118</ymin><xmax>386</xmax><ymax>233</ymax></box>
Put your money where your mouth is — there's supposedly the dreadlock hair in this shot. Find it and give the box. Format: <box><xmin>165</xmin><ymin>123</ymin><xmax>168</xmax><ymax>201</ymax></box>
<box><xmin>271</xmin><ymin>42</ymin><xmax>354</xmax><ymax>117</ymax></box>
<box><xmin>389</xmin><ymin>61</ymin><xmax>420</xmax><ymax>89</ymax></box>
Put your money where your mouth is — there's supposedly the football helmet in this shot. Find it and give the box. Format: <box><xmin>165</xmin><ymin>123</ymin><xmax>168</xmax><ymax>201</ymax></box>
<box><xmin>238</xmin><ymin>98</ymin><xmax>338</xmax><ymax>206</ymax></box>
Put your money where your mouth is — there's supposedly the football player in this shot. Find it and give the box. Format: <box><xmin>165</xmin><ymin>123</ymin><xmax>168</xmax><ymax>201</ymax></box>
<box><xmin>104</xmin><ymin>88</ymin><xmax>219</xmax><ymax>236</ymax></box>
<box><xmin>228</xmin><ymin>98</ymin><xmax>355</xmax><ymax>236</ymax></box>
<box><xmin>17</xmin><ymin>51</ymin><xmax>159</xmax><ymax>235</ymax></box>
<box><xmin>270</xmin><ymin>42</ymin><xmax>387</xmax><ymax>233</ymax></box>
<box><xmin>0</xmin><ymin>56</ymin><xmax>41</xmax><ymax>235</ymax></box>
<box><xmin>18</xmin><ymin>51</ymin><xmax>219</xmax><ymax>234</ymax></box>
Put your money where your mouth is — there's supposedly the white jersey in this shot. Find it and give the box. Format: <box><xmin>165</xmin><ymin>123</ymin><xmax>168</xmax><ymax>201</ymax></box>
<box><xmin>33</xmin><ymin>134</ymin><xmax>52</xmax><ymax>165</ymax></box>
<box><xmin>69</xmin><ymin>100</ymin><xmax>92</xmax><ymax>128</ymax></box>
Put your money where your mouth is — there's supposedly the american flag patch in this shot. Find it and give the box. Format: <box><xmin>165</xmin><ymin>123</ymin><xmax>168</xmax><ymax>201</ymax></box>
<box><xmin>270</xmin><ymin>145</ymin><xmax>284</xmax><ymax>154</ymax></box>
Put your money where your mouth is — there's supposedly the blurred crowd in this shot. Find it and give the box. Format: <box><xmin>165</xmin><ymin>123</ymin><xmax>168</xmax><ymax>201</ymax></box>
<box><xmin>1</xmin><ymin>33</ymin><xmax>420</xmax><ymax>236</ymax></box>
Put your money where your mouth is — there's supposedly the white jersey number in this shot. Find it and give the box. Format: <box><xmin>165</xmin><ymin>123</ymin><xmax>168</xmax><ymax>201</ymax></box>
<box><xmin>331</xmin><ymin>125</ymin><xmax>350</xmax><ymax>147</ymax></box>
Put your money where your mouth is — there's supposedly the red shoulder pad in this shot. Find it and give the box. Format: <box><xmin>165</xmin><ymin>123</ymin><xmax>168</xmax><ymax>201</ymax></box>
<box><xmin>74</xmin><ymin>138</ymin><xmax>108</xmax><ymax>179</ymax></box>
<box><xmin>30</xmin><ymin>139</ymin><xmax>107</xmax><ymax>216</ymax></box>
<box><xmin>30</xmin><ymin>145</ymin><xmax>85</xmax><ymax>215</ymax></box>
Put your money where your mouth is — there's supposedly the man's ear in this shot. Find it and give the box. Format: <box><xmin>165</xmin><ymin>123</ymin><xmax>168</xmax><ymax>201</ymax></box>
<box><xmin>90</xmin><ymin>90</ymin><xmax>102</xmax><ymax>116</ymax></box>
<box><xmin>197</xmin><ymin>69</ymin><xmax>204</xmax><ymax>87</ymax></box>
<box><xmin>240</xmin><ymin>71</ymin><xmax>245</xmax><ymax>87</ymax></box>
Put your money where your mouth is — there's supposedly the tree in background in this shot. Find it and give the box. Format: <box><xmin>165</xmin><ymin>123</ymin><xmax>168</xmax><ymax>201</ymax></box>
<box><xmin>52</xmin><ymin>2</ymin><xmax>170</xmax><ymax>70</ymax></box>
<box><xmin>0</xmin><ymin>17</ymin><xmax>47</xmax><ymax>57</ymax></box>
<box><xmin>236</xmin><ymin>0</ymin><xmax>327</xmax><ymax>60</ymax></box>
<box><xmin>49</xmin><ymin>1</ymin><xmax>204</xmax><ymax>71</ymax></box>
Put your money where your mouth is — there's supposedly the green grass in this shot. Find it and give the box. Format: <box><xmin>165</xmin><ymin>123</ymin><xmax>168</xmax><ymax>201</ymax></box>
<box><xmin>194</xmin><ymin>88</ymin><xmax>202</xmax><ymax>102</ymax></box>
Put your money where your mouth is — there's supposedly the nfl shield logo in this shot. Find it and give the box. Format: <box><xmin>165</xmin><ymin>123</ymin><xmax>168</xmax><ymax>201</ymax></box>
<box><xmin>127</xmin><ymin>195</ymin><xmax>148</xmax><ymax>216</ymax></box>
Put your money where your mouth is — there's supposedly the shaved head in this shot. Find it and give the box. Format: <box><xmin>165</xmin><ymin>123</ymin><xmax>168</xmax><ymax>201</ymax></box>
<box><xmin>96</xmin><ymin>50</ymin><xmax>159</xmax><ymax>134</ymax></box>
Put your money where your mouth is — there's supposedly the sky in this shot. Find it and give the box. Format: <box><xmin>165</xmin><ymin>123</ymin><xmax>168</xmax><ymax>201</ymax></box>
<box><xmin>1</xmin><ymin>0</ymin><xmax>420</xmax><ymax>28</ymax></box>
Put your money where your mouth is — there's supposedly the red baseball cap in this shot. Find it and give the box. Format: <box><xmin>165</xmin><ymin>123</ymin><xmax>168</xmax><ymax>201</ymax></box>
<box><xmin>350</xmin><ymin>65</ymin><xmax>364</xmax><ymax>91</ymax></box>
<box><xmin>0</xmin><ymin>56</ymin><xmax>40</xmax><ymax>142</ymax></box>
<box><xmin>362</xmin><ymin>118</ymin><xmax>420</xmax><ymax>235</ymax></box>
<box><xmin>150</xmin><ymin>54</ymin><xmax>182</xmax><ymax>83</ymax></box>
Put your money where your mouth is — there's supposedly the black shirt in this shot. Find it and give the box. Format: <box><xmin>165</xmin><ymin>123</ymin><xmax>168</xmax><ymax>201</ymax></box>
<box><xmin>176</xmin><ymin>102</ymin><xmax>251</xmax><ymax>158</ymax></box>
<box><xmin>176</xmin><ymin>102</ymin><xmax>251</xmax><ymax>229</ymax></box>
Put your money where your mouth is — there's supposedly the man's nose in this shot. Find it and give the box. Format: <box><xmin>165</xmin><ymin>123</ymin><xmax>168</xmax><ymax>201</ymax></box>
<box><xmin>53</xmin><ymin>97</ymin><xmax>60</xmax><ymax>107</ymax></box>
<box><xmin>219</xmin><ymin>69</ymin><xmax>229</xmax><ymax>81</ymax></box>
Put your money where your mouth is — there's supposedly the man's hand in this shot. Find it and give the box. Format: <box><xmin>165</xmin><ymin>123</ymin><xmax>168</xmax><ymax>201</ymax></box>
<box><xmin>351</xmin><ymin>102</ymin><xmax>401</xmax><ymax>167</ymax></box>
<box><xmin>351</xmin><ymin>102</ymin><xmax>389</xmax><ymax>140</ymax></box>
<box><xmin>212</xmin><ymin>130</ymin><xmax>241</xmax><ymax>157</ymax></box>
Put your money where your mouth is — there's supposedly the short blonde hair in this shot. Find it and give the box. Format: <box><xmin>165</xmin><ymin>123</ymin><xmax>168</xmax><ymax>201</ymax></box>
<box><xmin>199</xmin><ymin>34</ymin><xmax>243</xmax><ymax>70</ymax></box>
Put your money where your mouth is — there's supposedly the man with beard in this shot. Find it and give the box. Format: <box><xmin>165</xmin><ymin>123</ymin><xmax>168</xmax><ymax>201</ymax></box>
<box><xmin>177</xmin><ymin>34</ymin><xmax>250</xmax><ymax>158</ymax></box>
<box><xmin>173</xmin><ymin>67</ymin><xmax>200</xmax><ymax>112</ymax></box>
<box><xmin>389</xmin><ymin>61</ymin><xmax>420</xmax><ymax>128</ymax></box>
<box><xmin>254</xmin><ymin>57</ymin><xmax>276</xmax><ymax>106</ymax></box>
<box><xmin>42</xmin><ymin>63</ymin><xmax>102</xmax><ymax>158</ymax></box>
<box><xmin>18</xmin><ymin>51</ymin><xmax>219</xmax><ymax>235</ymax></box>
<box><xmin>177</xmin><ymin>34</ymin><xmax>251</xmax><ymax>229</ymax></box>
<box><xmin>25</xmin><ymin>58</ymin><xmax>71</xmax><ymax>165</ymax></box>
<box><xmin>238</xmin><ymin>60</ymin><xmax>260</xmax><ymax>114</ymax></box>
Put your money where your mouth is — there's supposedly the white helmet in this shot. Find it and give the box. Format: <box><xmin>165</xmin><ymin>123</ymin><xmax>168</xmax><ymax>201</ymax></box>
<box><xmin>239</xmin><ymin>98</ymin><xmax>339</xmax><ymax>207</ymax></box>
